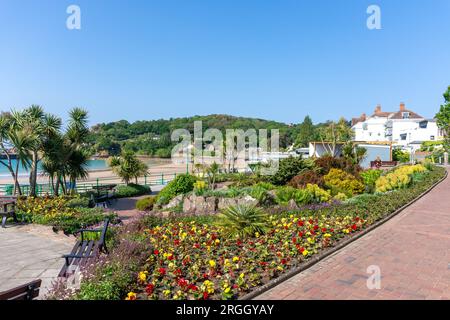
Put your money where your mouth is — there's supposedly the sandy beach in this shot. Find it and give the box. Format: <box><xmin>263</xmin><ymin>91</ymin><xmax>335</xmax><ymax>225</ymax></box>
<box><xmin>0</xmin><ymin>159</ymin><xmax>188</xmax><ymax>186</ymax></box>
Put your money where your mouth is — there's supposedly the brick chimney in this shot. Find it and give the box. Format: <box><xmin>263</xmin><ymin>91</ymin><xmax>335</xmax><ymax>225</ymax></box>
<box><xmin>399</xmin><ymin>102</ymin><xmax>406</xmax><ymax>111</ymax></box>
<box><xmin>374</xmin><ymin>104</ymin><xmax>382</xmax><ymax>114</ymax></box>
<box><xmin>361</xmin><ymin>113</ymin><xmax>366</xmax><ymax>121</ymax></box>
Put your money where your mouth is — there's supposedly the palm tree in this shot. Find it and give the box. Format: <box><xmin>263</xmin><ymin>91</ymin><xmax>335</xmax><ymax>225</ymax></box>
<box><xmin>108</xmin><ymin>151</ymin><xmax>148</xmax><ymax>185</ymax></box>
<box><xmin>13</xmin><ymin>105</ymin><xmax>61</xmax><ymax>196</ymax></box>
<box><xmin>40</xmin><ymin>108</ymin><xmax>90</xmax><ymax>195</ymax></box>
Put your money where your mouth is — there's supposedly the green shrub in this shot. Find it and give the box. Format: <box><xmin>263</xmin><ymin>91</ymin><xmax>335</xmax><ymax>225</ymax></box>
<box><xmin>247</xmin><ymin>185</ymin><xmax>273</xmax><ymax>206</ymax></box>
<box><xmin>269</xmin><ymin>156</ymin><xmax>310</xmax><ymax>186</ymax></box>
<box><xmin>324</xmin><ymin>169</ymin><xmax>364</xmax><ymax>197</ymax></box>
<box><xmin>115</xmin><ymin>184</ymin><xmax>151</xmax><ymax>198</ymax></box>
<box><xmin>360</xmin><ymin>169</ymin><xmax>382</xmax><ymax>192</ymax></box>
<box><xmin>274</xmin><ymin>186</ymin><xmax>298</xmax><ymax>205</ymax></box>
<box><xmin>135</xmin><ymin>196</ymin><xmax>156</xmax><ymax>211</ymax></box>
<box><xmin>392</xmin><ymin>149</ymin><xmax>410</xmax><ymax>163</ymax></box>
<box><xmin>217</xmin><ymin>205</ymin><xmax>269</xmax><ymax>238</ymax></box>
<box><xmin>156</xmin><ymin>174</ymin><xmax>196</xmax><ymax>205</ymax></box>
<box><xmin>66</xmin><ymin>196</ymin><xmax>90</xmax><ymax>208</ymax></box>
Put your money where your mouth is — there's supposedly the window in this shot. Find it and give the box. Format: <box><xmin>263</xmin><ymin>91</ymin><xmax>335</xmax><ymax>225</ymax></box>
<box><xmin>362</xmin><ymin>123</ymin><xmax>368</xmax><ymax>130</ymax></box>
<box><xmin>402</xmin><ymin>112</ymin><xmax>410</xmax><ymax>119</ymax></box>
<box><xmin>419</xmin><ymin>121</ymin><xmax>428</xmax><ymax>128</ymax></box>
<box><xmin>400</xmin><ymin>134</ymin><xmax>407</xmax><ymax>141</ymax></box>
<box><xmin>430</xmin><ymin>135</ymin><xmax>435</xmax><ymax>140</ymax></box>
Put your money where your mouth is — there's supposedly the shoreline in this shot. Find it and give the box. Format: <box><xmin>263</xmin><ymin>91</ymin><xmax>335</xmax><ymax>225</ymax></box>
<box><xmin>0</xmin><ymin>161</ymin><xmax>188</xmax><ymax>185</ymax></box>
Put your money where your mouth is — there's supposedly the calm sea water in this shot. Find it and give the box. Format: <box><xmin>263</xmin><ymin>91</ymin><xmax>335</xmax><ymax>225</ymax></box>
<box><xmin>0</xmin><ymin>159</ymin><xmax>108</xmax><ymax>177</ymax></box>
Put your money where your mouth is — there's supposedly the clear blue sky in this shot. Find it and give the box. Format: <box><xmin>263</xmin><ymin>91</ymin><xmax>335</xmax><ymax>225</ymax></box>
<box><xmin>0</xmin><ymin>0</ymin><xmax>449</xmax><ymax>125</ymax></box>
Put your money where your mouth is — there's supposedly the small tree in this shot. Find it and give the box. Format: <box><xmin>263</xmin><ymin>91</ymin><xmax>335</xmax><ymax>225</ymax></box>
<box><xmin>205</xmin><ymin>162</ymin><xmax>220</xmax><ymax>190</ymax></box>
<box><xmin>436</xmin><ymin>86</ymin><xmax>450</xmax><ymax>151</ymax></box>
<box><xmin>108</xmin><ymin>151</ymin><xmax>148</xmax><ymax>185</ymax></box>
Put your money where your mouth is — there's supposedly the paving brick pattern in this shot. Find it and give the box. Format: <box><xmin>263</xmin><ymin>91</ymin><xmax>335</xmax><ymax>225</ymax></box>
<box><xmin>0</xmin><ymin>225</ymin><xmax>75</xmax><ymax>299</ymax></box>
<box><xmin>256</xmin><ymin>168</ymin><xmax>450</xmax><ymax>300</ymax></box>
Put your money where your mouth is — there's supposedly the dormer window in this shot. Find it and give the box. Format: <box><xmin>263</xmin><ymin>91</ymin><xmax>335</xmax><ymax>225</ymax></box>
<box><xmin>419</xmin><ymin>121</ymin><xmax>428</xmax><ymax>128</ymax></box>
<box><xmin>362</xmin><ymin>123</ymin><xmax>368</xmax><ymax>130</ymax></box>
<box><xmin>402</xmin><ymin>112</ymin><xmax>410</xmax><ymax>119</ymax></box>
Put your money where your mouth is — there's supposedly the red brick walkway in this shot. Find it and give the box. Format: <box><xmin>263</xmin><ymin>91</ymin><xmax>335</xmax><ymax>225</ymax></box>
<box><xmin>256</xmin><ymin>168</ymin><xmax>450</xmax><ymax>300</ymax></box>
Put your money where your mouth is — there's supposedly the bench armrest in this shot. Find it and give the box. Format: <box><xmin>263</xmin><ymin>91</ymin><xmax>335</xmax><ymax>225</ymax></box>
<box><xmin>76</xmin><ymin>228</ymin><xmax>102</xmax><ymax>234</ymax></box>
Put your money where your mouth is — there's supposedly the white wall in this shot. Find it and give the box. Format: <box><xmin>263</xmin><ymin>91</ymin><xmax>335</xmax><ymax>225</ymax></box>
<box><xmin>391</xmin><ymin>120</ymin><xmax>440</xmax><ymax>147</ymax></box>
<box><xmin>353</xmin><ymin>117</ymin><xmax>441</xmax><ymax>147</ymax></box>
<box><xmin>353</xmin><ymin>117</ymin><xmax>389</xmax><ymax>142</ymax></box>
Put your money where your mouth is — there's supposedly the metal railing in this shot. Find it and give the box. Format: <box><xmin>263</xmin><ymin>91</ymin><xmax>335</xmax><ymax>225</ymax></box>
<box><xmin>0</xmin><ymin>172</ymin><xmax>179</xmax><ymax>196</ymax></box>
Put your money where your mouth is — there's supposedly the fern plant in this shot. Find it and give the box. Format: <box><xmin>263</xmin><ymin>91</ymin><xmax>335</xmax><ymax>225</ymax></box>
<box><xmin>217</xmin><ymin>205</ymin><xmax>269</xmax><ymax>238</ymax></box>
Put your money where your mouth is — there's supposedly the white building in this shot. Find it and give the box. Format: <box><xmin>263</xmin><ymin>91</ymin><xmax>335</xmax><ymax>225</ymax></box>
<box><xmin>352</xmin><ymin>103</ymin><xmax>444</xmax><ymax>149</ymax></box>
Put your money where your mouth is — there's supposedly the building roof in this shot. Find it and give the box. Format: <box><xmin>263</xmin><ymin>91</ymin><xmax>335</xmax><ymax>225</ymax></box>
<box><xmin>389</xmin><ymin>109</ymin><xmax>424</xmax><ymax>120</ymax></box>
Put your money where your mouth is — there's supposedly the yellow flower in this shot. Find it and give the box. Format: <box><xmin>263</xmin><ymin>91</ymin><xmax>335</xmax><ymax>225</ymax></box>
<box><xmin>224</xmin><ymin>287</ymin><xmax>231</xmax><ymax>293</ymax></box>
<box><xmin>255</xmin><ymin>232</ymin><xmax>260</xmax><ymax>238</ymax></box>
<box><xmin>125</xmin><ymin>292</ymin><xmax>136</xmax><ymax>300</ymax></box>
<box><xmin>163</xmin><ymin>289</ymin><xmax>171</xmax><ymax>296</ymax></box>
<box><xmin>138</xmin><ymin>271</ymin><xmax>147</xmax><ymax>282</ymax></box>
<box><xmin>215</xmin><ymin>239</ymin><xmax>220</xmax><ymax>245</ymax></box>
<box><xmin>302</xmin><ymin>250</ymin><xmax>309</xmax><ymax>256</ymax></box>
<box><xmin>239</xmin><ymin>273</ymin><xmax>245</xmax><ymax>279</ymax></box>
<box><xmin>324</xmin><ymin>233</ymin><xmax>332</xmax><ymax>238</ymax></box>
<box><xmin>209</xmin><ymin>260</ymin><xmax>216</xmax><ymax>268</ymax></box>
<box><xmin>232</xmin><ymin>256</ymin><xmax>240</xmax><ymax>262</ymax></box>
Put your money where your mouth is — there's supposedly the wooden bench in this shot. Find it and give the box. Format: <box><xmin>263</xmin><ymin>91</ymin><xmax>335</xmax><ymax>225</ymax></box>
<box><xmin>0</xmin><ymin>279</ymin><xmax>41</xmax><ymax>300</ymax></box>
<box><xmin>58</xmin><ymin>219</ymin><xmax>110</xmax><ymax>278</ymax></box>
<box><xmin>91</xmin><ymin>184</ymin><xmax>117</xmax><ymax>208</ymax></box>
<box><xmin>0</xmin><ymin>197</ymin><xmax>18</xmax><ymax>228</ymax></box>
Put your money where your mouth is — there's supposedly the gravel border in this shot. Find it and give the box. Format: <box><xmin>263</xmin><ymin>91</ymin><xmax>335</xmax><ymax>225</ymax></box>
<box><xmin>240</xmin><ymin>169</ymin><xmax>448</xmax><ymax>300</ymax></box>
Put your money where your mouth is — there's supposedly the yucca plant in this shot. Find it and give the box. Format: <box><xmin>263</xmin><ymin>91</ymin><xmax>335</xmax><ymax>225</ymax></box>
<box><xmin>217</xmin><ymin>205</ymin><xmax>269</xmax><ymax>238</ymax></box>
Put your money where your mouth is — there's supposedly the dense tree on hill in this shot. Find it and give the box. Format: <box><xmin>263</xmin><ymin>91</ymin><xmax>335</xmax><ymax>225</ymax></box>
<box><xmin>295</xmin><ymin>116</ymin><xmax>316</xmax><ymax>147</ymax></box>
<box><xmin>88</xmin><ymin>114</ymin><xmax>296</xmax><ymax>157</ymax></box>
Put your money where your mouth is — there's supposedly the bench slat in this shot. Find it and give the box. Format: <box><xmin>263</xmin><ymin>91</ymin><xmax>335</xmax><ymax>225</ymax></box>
<box><xmin>0</xmin><ymin>279</ymin><xmax>41</xmax><ymax>300</ymax></box>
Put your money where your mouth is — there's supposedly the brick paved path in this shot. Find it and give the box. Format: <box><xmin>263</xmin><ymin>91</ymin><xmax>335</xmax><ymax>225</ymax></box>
<box><xmin>0</xmin><ymin>225</ymin><xmax>75</xmax><ymax>299</ymax></box>
<box><xmin>256</xmin><ymin>168</ymin><xmax>450</xmax><ymax>300</ymax></box>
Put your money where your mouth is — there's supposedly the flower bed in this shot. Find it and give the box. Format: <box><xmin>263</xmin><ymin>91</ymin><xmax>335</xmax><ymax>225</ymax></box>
<box><xmin>58</xmin><ymin>165</ymin><xmax>445</xmax><ymax>300</ymax></box>
<box><xmin>17</xmin><ymin>196</ymin><xmax>118</xmax><ymax>234</ymax></box>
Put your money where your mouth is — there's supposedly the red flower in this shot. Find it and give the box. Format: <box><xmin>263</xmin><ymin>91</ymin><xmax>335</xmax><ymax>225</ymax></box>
<box><xmin>153</xmin><ymin>249</ymin><xmax>159</xmax><ymax>255</ymax></box>
<box><xmin>158</xmin><ymin>267</ymin><xmax>166</xmax><ymax>276</ymax></box>
<box><xmin>174</xmin><ymin>239</ymin><xmax>180</xmax><ymax>245</ymax></box>
<box><xmin>145</xmin><ymin>283</ymin><xmax>154</xmax><ymax>295</ymax></box>
<box><xmin>351</xmin><ymin>224</ymin><xmax>358</xmax><ymax>231</ymax></box>
<box><xmin>313</xmin><ymin>225</ymin><xmax>319</xmax><ymax>230</ymax></box>
<box><xmin>298</xmin><ymin>247</ymin><xmax>305</xmax><ymax>253</ymax></box>
<box><xmin>298</xmin><ymin>231</ymin><xmax>304</xmax><ymax>237</ymax></box>
<box><xmin>193</xmin><ymin>243</ymin><xmax>200</xmax><ymax>249</ymax></box>
<box><xmin>188</xmin><ymin>284</ymin><xmax>198</xmax><ymax>291</ymax></box>
<box><xmin>297</xmin><ymin>221</ymin><xmax>304</xmax><ymax>227</ymax></box>
<box><xmin>203</xmin><ymin>292</ymin><xmax>209</xmax><ymax>300</ymax></box>
<box><xmin>321</xmin><ymin>228</ymin><xmax>327</xmax><ymax>232</ymax></box>
<box><xmin>281</xmin><ymin>258</ymin><xmax>287</xmax><ymax>265</ymax></box>
<box><xmin>178</xmin><ymin>278</ymin><xmax>188</xmax><ymax>288</ymax></box>
<box><xmin>292</xmin><ymin>237</ymin><xmax>297</xmax><ymax>244</ymax></box>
